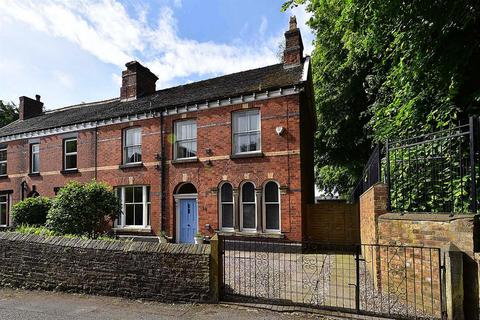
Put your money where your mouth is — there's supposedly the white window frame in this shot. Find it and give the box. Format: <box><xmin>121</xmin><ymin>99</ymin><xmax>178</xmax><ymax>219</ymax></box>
<box><xmin>174</xmin><ymin>119</ymin><xmax>197</xmax><ymax>160</ymax></box>
<box><xmin>115</xmin><ymin>185</ymin><xmax>150</xmax><ymax>229</ymax></box>
<box><xmin>240</xmin><ymin>181</ymin><xmax>257</xmax><ymax>232</ymax></box>
<box><xmin>232</xmin><ymin>109</ymin><xmax>261</xmax><ymax>155</ymax></box>
<box><xmin>123</xmin><ymin>127</ymin><xmax>142</xmax><ymax>164</ymax></box>
<box><xmin>64</xmin><ymin>138</ymin><xmax>78</xmax><ymax>171</ymax></box>
<box><xmin>219</xmin><ymin>182</ymin><xmax>234</xmax><ymax>231</ymax></box>
<box><xmin>263</xmin><ymin>181</ymin><xmax>281</xmax><ymax>233</ymax></box>
<box><xmin>30</xmin><ymin>143</ymin><xmax>40</xmax><ymax>173</ymax></box>
<box><xmin>0</xmin><ymin>194</ymin><xmax>9</xmax><ymax>227</ymax></box>
<box><xmin>0</xmin><ymin>147</ymin><xmax>7</xmax><ymax>176</ymax></box>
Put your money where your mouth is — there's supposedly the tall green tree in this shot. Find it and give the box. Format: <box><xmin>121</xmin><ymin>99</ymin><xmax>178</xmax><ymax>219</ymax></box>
<box><xmin>283</xmin><ymin>0</ymin><xmax>480</xmax><ymax>197</ymax></box>
<box><xmin>0</xmin><ymin>100</ymin><xmax>18</xmax><ymax>128</ymax></box>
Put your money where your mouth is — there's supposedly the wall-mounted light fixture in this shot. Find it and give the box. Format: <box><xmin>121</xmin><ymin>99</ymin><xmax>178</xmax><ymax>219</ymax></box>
<box><xmin>276</xmin><ymin>126</ymin><xmax>285</xmax><ymax>136</ymax></box>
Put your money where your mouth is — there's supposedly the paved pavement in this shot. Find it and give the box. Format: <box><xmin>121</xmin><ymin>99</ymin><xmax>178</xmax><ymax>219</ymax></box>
<box><xmin>0</xmin><ymin>288</ymin><xmax>331</xmax><ymax>320</ymax></box>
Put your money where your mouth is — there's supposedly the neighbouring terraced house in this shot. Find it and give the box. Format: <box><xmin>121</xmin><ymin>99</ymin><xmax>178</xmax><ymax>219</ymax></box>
<box><xmin>0</xmin><ymin>17</ymin><xmax>315</xmax><ymax>242</ymax></box>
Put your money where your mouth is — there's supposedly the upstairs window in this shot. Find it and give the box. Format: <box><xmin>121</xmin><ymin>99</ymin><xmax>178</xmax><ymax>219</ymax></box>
<box><xmin>124</xmin><ymin>127</ymin><xmax>142</xmax><ymax>164</ymax></box>
<box><xmin>175</xmin><ymin>120</ymin><xmax>197</xmax><ymax>159</ymax></box>
<box><xmin>64</xmin><ymin>138</ymin><xmax>77</xmax><ymax>170</ymax></box>
<box><xmin>232</xmin><ymin>109</ymin><xmax>261</xmax><ymax>154</ymax></box>
<box><xmin>30</xmin><ymin>143</ymin><xmax>40</xmax><ymax>174</ymax></box>
<box><xmin>0</xmin><ymin>146</ymin><xmax>6</xmax><ymax>176</ymax></box>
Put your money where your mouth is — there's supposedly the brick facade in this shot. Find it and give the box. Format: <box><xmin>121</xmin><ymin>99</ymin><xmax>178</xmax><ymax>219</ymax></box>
<box><xmin>0</xmin><ymin>93</ymin><xmax>314</xmax><ymax>241</ymax></box>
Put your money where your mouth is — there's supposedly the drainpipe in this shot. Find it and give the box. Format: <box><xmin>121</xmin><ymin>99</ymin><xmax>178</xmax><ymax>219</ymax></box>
<box><xmin>160</xmin><ymin>110</ymin><xmax>167</xmax><ymax>233</ymax></box>
<box><xmin>94</xmin><ymin>126</ymin><xmax>98</xmax><ymax>180</ymax></box>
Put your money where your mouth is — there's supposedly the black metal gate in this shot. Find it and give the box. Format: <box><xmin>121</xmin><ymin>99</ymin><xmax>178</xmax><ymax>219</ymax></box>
<box><xmin>221</xmin><ymin>236</ymin><xmax>446</xmax><ymax>319</ymax></box>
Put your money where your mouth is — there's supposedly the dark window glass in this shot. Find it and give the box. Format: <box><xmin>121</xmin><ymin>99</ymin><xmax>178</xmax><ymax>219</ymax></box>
<box><xmin>134</xmin><ymin>186</ymin><xmax>143</xmax><ymax>202</ymax></box>
<box><xmin>221</xmin><ymin>183</ymin><xmax>233</xmax><ymax>202</ymax></box>
<box><xmin>265</xmin><ymin>182</ymin><xmax>279</xmax><ymax>202</ymax></box>
<box><xmin>65</xmin><ymin>155</ymin><xmax>77</xmax><ymax>170</ymax></box>
<box><xmin>125</xmin><ymin>204</ymin><xmax>134</xmax><ymax>225</ymax></box>
<box><xmin>125</xmin><ymin>187</ymin><xmax>134</xmax><ymax>203</ymax></box>
<box><xmin>0</xmin><ymin>163</ymin><xmax>6</xmax><ymax>176</ymax></box>
<box><xmin>221</xmin><ymin>205</ymin><xmax>233</xmax><ymax>228</ymax></box>
<box><xmin>242</xmin><ymin>183</ymin><xmax>255</xmax><ymax>202</ymax></box>
<box><xmin>242</xmin><ymin>204</ymin><xmax>256</xmax><ymax>229</ymax></box>
<box><xmin>134</xmin><ymin>204</ymin><xmax>143</xmax><ymax>225</ymax></box>
<box><xmin>266</xmin><ymin>204</ymin><xmax>279</xmax><ymax>230</ymax></box>
<box><xmin>65</xmin><ymin>140</ymin><xmax>77</xmax><ymax>153</ymax></box>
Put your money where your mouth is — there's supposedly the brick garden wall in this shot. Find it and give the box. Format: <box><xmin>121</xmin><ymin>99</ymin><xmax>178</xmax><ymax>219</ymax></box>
<box><xmin>305</xmin><ymin>200</ymin><xmax>359</xmax><ymax>244</ymax></box>
<box><xmin>0</xmin><ymin>233</ymin><xmax>212</xmax><ymax>302</ymax></box>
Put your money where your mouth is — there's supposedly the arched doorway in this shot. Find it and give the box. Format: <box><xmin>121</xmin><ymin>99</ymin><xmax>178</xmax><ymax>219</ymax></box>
<box><xmin>174</xmin><ymin>183</ymin><xmax>198</xmax><ymax>243</ymax></box>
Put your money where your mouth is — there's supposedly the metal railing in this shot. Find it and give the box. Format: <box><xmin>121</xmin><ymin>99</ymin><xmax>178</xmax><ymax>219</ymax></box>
<box><xmin>350</xmin><ymin>144</ymin><xmax>382</xmax><ymax>202</ymax></box>
<box><xmin>386</xmin><ymin>117</ymin><xmax>479</xmax><ymax>214</ymax></box>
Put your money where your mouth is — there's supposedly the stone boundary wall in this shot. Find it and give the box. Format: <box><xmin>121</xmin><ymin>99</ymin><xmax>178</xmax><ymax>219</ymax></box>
<box><xmin>0</xmin><ymin>233</ymin><xmax>212</xmax><ymax>302</ymax></box>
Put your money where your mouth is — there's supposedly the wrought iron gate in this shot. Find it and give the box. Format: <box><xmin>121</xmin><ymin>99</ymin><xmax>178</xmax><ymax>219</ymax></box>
<box><xmin>221</xmin><ymin>236</ymin><xmax>446</xmax><ymax>319</ymax></box>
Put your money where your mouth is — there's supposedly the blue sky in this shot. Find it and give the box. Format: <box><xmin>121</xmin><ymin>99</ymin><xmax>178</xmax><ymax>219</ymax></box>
<box><xmin>0</xmin><ymin>0</ymin><xmax>313</xmax><ymax>110</ymax></box>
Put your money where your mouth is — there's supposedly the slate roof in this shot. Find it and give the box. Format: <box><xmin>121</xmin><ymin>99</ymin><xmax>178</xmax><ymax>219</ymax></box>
<box><xmin>0</xmin><ymin>60</ymin><xmax>307</xmax><ymax>138</ymax></box>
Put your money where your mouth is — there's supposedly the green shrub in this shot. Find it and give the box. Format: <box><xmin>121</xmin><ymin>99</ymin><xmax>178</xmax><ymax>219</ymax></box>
<box><xmin>12</xmin><ymin>197</ymin><xmax>52</xmax><ymax>226</ymax></box>
<box><xmin>46</xmin><ymin>180</ymin><xmax>121</xmax><ymax>238</ymax></box>
<box><xmin>15</xmin><ymin>225</ymin><xmax>57</xmax><ymax>237</ymax></box>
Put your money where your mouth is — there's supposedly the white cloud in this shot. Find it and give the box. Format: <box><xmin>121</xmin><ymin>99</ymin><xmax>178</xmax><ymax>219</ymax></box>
<box><xmin>0</xmin><ymin>0</ymin><xmax>313</xmax><ymax>94</ymax></box>
<box><xmin>53</xmin><ymin>71</ymin><xmax>74</xmax><ymax>89</ymax></box>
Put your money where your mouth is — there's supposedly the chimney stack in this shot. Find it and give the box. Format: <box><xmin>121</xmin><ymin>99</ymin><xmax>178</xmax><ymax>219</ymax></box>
<box><xmin>19</xmin><ymin>95</ymin><xmax>44</xmax><ymax>120</ymax></box>
<box><xmin>120</xmin><ymin>61</ymin><xmax>158</xmax><ymax>101</ymax></box>
<box><xmin>283</xmin><ymin>16</ymin><xmax>304</xmax><ymax>67</ymax></box>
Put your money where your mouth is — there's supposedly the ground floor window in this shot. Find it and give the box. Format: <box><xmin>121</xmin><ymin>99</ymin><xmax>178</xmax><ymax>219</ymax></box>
<box><xmin>219</xmin><ymin>182</ymin><xmax>234</xmax><ymax>230</ymax></box>
<box><xmin>0</xmin><ymin>194</ymin><xmax>9</xmax><ymax>226</ymax></box>
<box><xmin>115</xmin><ymin>186</ymin><xmax>150</xmax><ymax>228</ymax></box>
<box><xmin>240</xmin><ymin>182</ymin><xmax>256</xmax><ymax>231</ymax></box>
<box><xmin>263</xmin><ymin>181</ymin><xmax>280</xmax><ymax>231</ymax></box>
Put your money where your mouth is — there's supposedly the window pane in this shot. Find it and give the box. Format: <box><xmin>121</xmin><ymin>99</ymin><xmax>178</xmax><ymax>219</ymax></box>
<box><xmin>147</xmin><ymin>203</ymin><xmax>151</xmax><ymax>226</ymax></box>
<box><xmin>249</xmin><ymin>112</ymin><xmax>259</xmax><ymax>130</ymax></box>
<box><xmin>265</xmin><ymin>182</ymin><xmax>279</xmax><ymax>202</ymax></box>
<box><xmin>126</xmin><ymin>146</ymin><xmax>142</xmax><ymax>163</ymax></box>
<box><xmin>242</xmin><ymin>204</ymin><xmax>256</xmax><ymax>229</ymax></box>
<box><xmin>65</xmin><ymin>155</ymin><xmax>77</xmax><ymax>169</ymax></box>
<box><xmin>125</xmin><ymin>187</ymin><xmax>134</xmax><ymax>203</ymax></box>
<box><xmin>0</xmin><ymin>203</ymin><xmax>6</xmax><ymax>225</ymax></box>
<box><xmin>32</xmin><ymin>144</ymin><xmax>39</xmax><ymax>153</ymax></box>
<box><xmin>221</xmin><ymin>204</ymin><xmax>233</xmax><ymax>228</ymax></box>
<box><xmin>236</xmin><ymin>134</ymin><xmax>250</xmax><ymax>153</ymax></box>
<box><xmin>221</xmin><ymin>183</ymin><xmax>233</xmax><ymax>202</ymax></box>
<box><xmin>146</xmin><ymin>186</ymin><xmax>151</xmax><ymax>203</ymax></box>
<box><xmin>249</xmin><ymin>132</ymin><xmax>260</xmax><ymax>151</ymax></box>
<box><xmin>65</xmin><ymin>140</ymin><xmax>77</xmax><ymax>153</ymax></box>
<box><xmin>176</xmin><ymin>141</ymin><xmax>197</xmax><ymax>158</ymax></box>
<box><xmin>134</xmin><ymin>187</ymin><xmax>143</xmax><ymax>203</ymax></box>
<box><xmin>125</xmin><ymin>204</ymin><xmax>134</xmax><ymax>225</ymax></box>
<box><xmin>242</xmin><ymin>183</ymin><xmax>255</xmax><ymax>202</ymax></box>
<box><xmin>125</xmin><ymin>128</ymin><xmax>141</xmax><ymax>147</ymax></box>
<box><xmin>234</xmin><ymin>113</ymin><xmax>249</xmax><ymax>133</ymax></box>
<box><xmin>266</xmin><ymin>204</ymin><xmax>280</xmax><ymax>230</ymax></box>
<box><xmin>0</xmin><ymin>163</ymin><xmax>6</xmax><ymax>176</ymax></box>
<box><xmin>32</xmin><ymin>154</ymin><xmax>39</xmax><ymax>172</ymax></box>
<box><xmin>176</xmin><ymin>120</ymin><xmax>196</xmax><ymax>140</ymax></box>
<box><xmin>134</xmin><ymin>204</ymin><xmax>143</xmax><ymax>225</ymax></box>
<box><xmin>0</xmin><ymin>150</ymin><xmax>6</xmax><ymax>161</ymax></box>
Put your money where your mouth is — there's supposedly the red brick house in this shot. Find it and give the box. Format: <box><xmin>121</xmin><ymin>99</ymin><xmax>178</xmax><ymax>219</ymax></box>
<box><xmin>0</xmin><ymin>18</ymin><xmax>315</xmax><ymax>242</ymax></box>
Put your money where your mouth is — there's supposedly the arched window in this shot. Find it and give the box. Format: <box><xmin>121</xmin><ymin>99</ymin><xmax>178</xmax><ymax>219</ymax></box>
<box><xmin>219</xmin><ymin>183</ymin><xmax>234</xmax><ymax>230</ymax></box>
<box><xmin>241</xmin><ymin>182</ymin><xmax>256</xmax><ymax>231</ymax></box>
<box><xmin>264</xmin><ymin>181</ymin><xmax>280</xmax><ymax>231</ymax></box>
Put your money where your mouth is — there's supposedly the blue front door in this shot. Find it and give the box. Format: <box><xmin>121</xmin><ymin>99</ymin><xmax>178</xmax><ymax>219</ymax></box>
<box><xmin>179</xmin><ymin>199</ymin><xmax>197</xmax><ymax>243</ymax></box>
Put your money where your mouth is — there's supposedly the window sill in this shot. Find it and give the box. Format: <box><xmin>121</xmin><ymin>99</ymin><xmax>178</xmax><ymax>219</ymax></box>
<box><xmin>28</xmin><ymin>172</ymin><xmax>41</xmax><ymax>177</ymax></box>
<box><xmin>119</xmin><ymin>162</ymin><xmax>144</xmax><ymax>170</ymax></box>
<box><xmin>171</xmin><ymin>157</ymin><xmax>199</xmax><ymax>164</ymax></box>
<box><xmin>230</xmin><ymin>152</ymin><xmax>264</xmax><ymax>159</ymax></box>
<box><xmin>61</xmin><ymin>169</ymin><xmax>79</xmax><ymax>175</ymax></box>
<box><xmin>217</xmin><ymin>230</ymin><xmax>284</xmax><ymax>239</ymax></box>
<box><xmin>113</xmin><ymin>226</ymin><xmax>152</xmax><ymax>234</ymax></box>
<box><xmin>0</xmin><ymin>175</ymin><xmax>8</xmax><ymax>180</ymax></box>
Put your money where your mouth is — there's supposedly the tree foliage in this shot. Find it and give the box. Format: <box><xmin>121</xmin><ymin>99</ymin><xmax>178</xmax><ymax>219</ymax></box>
<box><xmin>283</xmin><ymin>0</ymin><xmax>480</xmax><ymax>197</ymax></box>
<box><xmin>0</xmin><ymin>100</ymin><xmax>18</xmax><ymax>128</ymax></box>
<box><xmin>12</xmin><ymin>197</ymin><xmax>52</xmax><ymax>226</ymax></box>
<box><xmin>46</xmin><ymin>181</ymin><xmax>121</xmax><ymax>238</ymax></box>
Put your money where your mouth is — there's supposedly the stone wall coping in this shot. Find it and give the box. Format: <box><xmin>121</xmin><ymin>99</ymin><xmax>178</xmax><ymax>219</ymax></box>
<box><xmin>0</xmin><ymin>232</ymin><xmax>210</xmax><ymax>255</ymax></box>
<box><xmin>379</xmin><ymin>212</ymin><xmax>477</xmax><ymax>222</ymax></box>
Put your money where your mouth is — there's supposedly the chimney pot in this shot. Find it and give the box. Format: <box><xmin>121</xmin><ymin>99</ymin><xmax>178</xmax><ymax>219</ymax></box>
<box><xmin>289</xmin><ymin>16</ymin><xmax>297</xmax><ymax>30</ymax></box>
<box><xmin>35</xmin><ymin>94</ymin><xmax>41</xmax><ymax>101</ymax></box>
